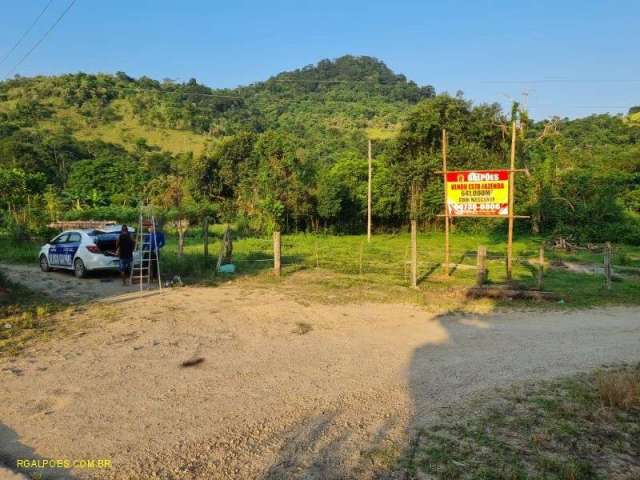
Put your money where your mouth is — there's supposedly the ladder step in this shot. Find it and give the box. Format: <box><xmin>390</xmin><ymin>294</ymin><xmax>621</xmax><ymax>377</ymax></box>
<box><xmin>130</xmin><ymin>215</ymin><xmax>162</xmax><ymax>291</ymax></box>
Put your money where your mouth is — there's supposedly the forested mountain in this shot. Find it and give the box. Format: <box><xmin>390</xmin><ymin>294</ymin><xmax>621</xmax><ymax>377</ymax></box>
<box><xmin>1</xmin><ymin>55</ymin><xmax>639</xmax><ymax>243</ymax></box>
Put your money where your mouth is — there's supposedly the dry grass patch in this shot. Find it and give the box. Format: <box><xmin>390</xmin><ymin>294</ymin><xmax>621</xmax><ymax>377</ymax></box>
<box><xmin>0</xmin><ymin>271</ymin><xmax>122</xmax><ymax>357</ymax></box>
<box><xmin>400</xmin><ymin>365</ymin><xmax>640</xmax><ymax>480</ymax></box>
<box><xmin>597</xmin><ymin>370</ymin><xmax>640</xmax><ymax>409</ymax></box>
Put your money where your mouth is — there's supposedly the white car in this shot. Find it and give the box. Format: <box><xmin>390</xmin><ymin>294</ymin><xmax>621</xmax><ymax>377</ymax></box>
<box><xmin>39</xmin><ymin>226</ymin><xmax>137</xmax><ymax>278</ymax></box>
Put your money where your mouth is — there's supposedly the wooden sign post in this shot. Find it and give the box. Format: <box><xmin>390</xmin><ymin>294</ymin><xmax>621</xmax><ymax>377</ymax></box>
<box><xmin>273</xmin><ymin>230</ymin><xmax>281</xmax><ymax>277</ymax></box>
<box><xmin>367</xmin><ymin>139</ymin><xmax>373</xmax><ymax>243</ymax></box>
<box><xmin>476</xmin><ymin>245</ymin><xmax>487</xmax><ymax>286</ymax></box>
<box><xmin>440</xmin><ymin>122</ymin><xmax>527</xmax><ymax>282</ymax></box>
<box><xmin>203</xmin><ymin>217</ymin><xmax>209</xmax><ymax>258</ymax></box>
<box><xmin>410</xmin><ymin>219</ymin><xmax>418</xmax><ymax>288</ymax></box>
<box><xmin>506</xmin><ymin>121</ymin><xmax>517</xmax><ymax>281</ymax></box>
<box><xmin>442</xmin><ymin>130</ymin><xmax>450</xmax><ymax>276</ymax></box>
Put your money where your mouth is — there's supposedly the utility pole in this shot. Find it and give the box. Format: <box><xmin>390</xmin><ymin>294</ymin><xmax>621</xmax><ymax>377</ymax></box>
<box><xmin>367</xmin><ymin>138</ymin><xmax>372</xmax><ymax>243</ymax></box>
<box><xmin>507</xmin><ymin>121</ymin><xmax>516</xmax><ymax>281</ymax></box>
<box><xmin>442</xmin><ymin>129</ymin><xmax>450</xmax><ymax>276</ymax></box>
<box><xmin>521</xmin><ymin>90</ymin><xmax>529</xmax><ymax>114</ymax></box>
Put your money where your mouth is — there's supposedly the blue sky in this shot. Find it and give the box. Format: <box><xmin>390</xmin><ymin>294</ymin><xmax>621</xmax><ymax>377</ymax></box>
<box><xmin>1</xmin><ymin>0</ymin><xmax>638</xmax><ymax>119</ymax></box>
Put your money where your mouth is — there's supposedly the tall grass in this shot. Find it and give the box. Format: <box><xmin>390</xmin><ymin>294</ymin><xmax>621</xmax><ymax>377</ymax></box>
<box><xmin>597</xmin><ymin>369</ymin><xmax>640</xmax><ymax>409</ymax></box>
<box><xmin>2</xmin><ymin>228</ymin><xmax>640</xmax><ymax>305</ymax></box>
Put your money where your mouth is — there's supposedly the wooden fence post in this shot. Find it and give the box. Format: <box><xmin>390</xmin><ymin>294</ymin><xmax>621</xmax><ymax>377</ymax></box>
<box><xmin>506</xmin><ymin>121</ymin><xmax>517</xmax><ymax>281</ymax></box>
<box><xmin>411</xmin><ymin>220</ymin><xmax>417</xmax><ymax>288</ymax></box>
<box><xmin>367</xmin><ymin>138</ymin><xmax>372</xmax><ymax>243</ymax></box>
<box><xmin>273</xmin><ymin>231</ymin><xmax>281</xmax><ymax>277</ymax></box>
<box><xmin>604</xmin><ymin>242</ymin><xmax>612</xmax><ymax>290</ymax></box>
<box><xmin>203</xmin><ymin>217</ymin><xmax>209</xmax><ymax>259</ymax></box>
<box><xmin>476</xmin><ymin>245</ymin><xmax>487</xmax><ymax>286</ymax></box>
<box><xmin>442</xmin><ymin>129</ymin><xmax>450</xmax><ymax>277</ymax></box>
<box><xmin>537</xmin><ymin>245</ymin><xmax>544</xmax><ymax>290</ymax></box>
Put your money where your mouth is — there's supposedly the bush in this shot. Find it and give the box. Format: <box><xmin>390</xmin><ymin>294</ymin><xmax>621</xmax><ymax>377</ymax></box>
<box><xmin>597</xmin><ymin>369</ymin><xmax>640</xmax><ymax>410</ymax></box>
<box><xmin>63</xmin><ymin>205</ymin><xmax>139</xmax><ymax>223</ymax></box>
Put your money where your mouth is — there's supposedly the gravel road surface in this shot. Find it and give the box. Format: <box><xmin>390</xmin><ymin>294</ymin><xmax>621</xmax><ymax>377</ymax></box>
<box><xmin>0</xmin><ymin>269</ymin><xmax>638</xmax><ymax>479</ymax></box>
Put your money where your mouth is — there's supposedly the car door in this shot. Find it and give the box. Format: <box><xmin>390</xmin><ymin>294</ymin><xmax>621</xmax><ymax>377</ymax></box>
<box><xmin>48</xmin><ymin>233</ymin><xmax>69</xmax><ymax>266</ymax></box>
<box><xmin>63</xmin><ymin>232</ymin><xmax>82</xmax><ymax>267</ymax></box>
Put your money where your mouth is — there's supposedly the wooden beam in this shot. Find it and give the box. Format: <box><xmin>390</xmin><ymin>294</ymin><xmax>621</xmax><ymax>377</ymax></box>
<box><xmin>466</xmin><ymin>287</ymin><xmax>559</xmax><ymax>301</ymax></box>
<box><xmin>442</xmin><ymin>129</ymin><xmax>450</xmax><ymax>276</ymax></box>
<box><xmin>604</xmin><ymin>242</ymin><xmax>612</xmax><ymax>290</ymax></box>
<box><xmin>273</xmin><ymin>231</ymin><xmax>281</xmax><ymax>277</ymax></box>
<box><xmin>537</xmin><ymin>245</ymin><xmax>544</xmax><ymax>290</ymax></box>
<box><xmin>411</xmin><ymin>220</ymin><xmax>417</xmax><ymax>288</ymax></box>
<box><xmin>476</xmin><ymin>245</ymin><xmax>487</xmax><ymax>286</ymax></box>
<box><xmin>367</xmin><ymin>138</ymin><xmax>372</xmax><ymax>243</ymax></box>
<box><xmin>507</xmin><ymin>121</ymin><xmax>517</xmax><ymax>281</ymax></box>
<box><xmin>203</xmin><ymin>217</ymin><xmax>209</xmax><ymax>258</ymax></box>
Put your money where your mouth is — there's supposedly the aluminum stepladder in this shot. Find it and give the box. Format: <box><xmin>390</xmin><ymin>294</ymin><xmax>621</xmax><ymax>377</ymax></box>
<box><xmin>130</xmin><ymin>213</ymin><xmax>163</xmax><ymax>291</ymax></box>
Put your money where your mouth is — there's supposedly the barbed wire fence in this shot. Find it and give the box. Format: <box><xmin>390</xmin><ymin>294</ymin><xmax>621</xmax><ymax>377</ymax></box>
<box><xmin>221</xmin><ymin>234</ymin><xmax>563</xmax><ymax>287</ymax></box>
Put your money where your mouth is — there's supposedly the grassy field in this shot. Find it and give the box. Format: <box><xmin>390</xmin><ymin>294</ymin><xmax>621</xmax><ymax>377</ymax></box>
<box><xmin>40</xmin><ymin>100</ymin><xmax>210</xmax><ymax>155</ymax></box>
<box><xmin>2</xmin><ymin>228</ymin><xmax>640</xmax><ymax>308</ymax></box>
<box><xmin>400</xmin><ymin>364</ymin><xmax>640</xmax><ymax>479</ymax></box>
<box><xmin>0</xmin><ymin>270</ymin><xmax>66</xmax><ymax>356</ymax></box>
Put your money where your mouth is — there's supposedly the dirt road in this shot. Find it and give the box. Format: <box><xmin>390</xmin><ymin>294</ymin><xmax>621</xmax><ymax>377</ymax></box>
<box><xmin>0</xmin><ymin>273</ymin><xmax>639</xmax><ymax>479</ymax></box>
<box><xmin>1</xmin><ymin>264</ymin><xmax>139</xmax><ymax>302</ymax></box>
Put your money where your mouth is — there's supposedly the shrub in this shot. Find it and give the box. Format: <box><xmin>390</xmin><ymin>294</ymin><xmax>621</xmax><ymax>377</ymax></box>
<box><xmin>597</xmin><ymin>370</ymin><xmax>640</xmax><ymax>410</ymax></box>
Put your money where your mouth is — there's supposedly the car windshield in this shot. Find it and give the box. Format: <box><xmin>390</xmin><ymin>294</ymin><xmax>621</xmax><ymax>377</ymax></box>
<box><xmin>50</xmin><ymin>233</ymin><xmax>69</xmax><ymax>244</ymax></box>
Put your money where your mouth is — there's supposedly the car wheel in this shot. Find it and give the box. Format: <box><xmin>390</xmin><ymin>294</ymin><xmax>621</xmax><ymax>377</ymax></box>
<box><xmin>40</xmin><ymin>255</ymin><xmax>50</xmax><ymax>272</ymax></box>
<box><xmin>74</xmin><ymin>258</ymin><xmax>87</xmax><ymax>278</ymax></box>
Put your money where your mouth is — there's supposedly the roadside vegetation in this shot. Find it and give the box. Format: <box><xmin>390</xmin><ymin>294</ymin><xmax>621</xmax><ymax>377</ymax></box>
<box><xmin>0</xmin><ymin>270</ymin><xmax>64</xmax><ymax>356</ymax></box>
<box><xmin>2</xmin><ymin>229</ymin><xmax>640</xmax><ymax>309</ymax></box>
<box><xmin>401</xmin><ymin>364</ymin><xmax>640</xmax><ymax>480</ymax></box>
<box><xmin>1</xmin><ymin>56</ymin><xmax>639</xmax><ymax>251</ymax></box>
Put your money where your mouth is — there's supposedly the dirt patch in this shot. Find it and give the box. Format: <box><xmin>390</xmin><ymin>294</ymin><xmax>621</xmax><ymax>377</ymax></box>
<box><xmin>0</xmin><ymin>264</ymin><xmax>141</xmax><ymax>303</ymax></box>
<box><xmin>0</xmin><ymin>280</ymin><xmax>639</xmax><ymax>479</ymax></box>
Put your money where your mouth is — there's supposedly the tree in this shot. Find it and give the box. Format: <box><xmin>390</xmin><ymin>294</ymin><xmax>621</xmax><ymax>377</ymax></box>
<box><xmin>66</xmin><ymin>155</ymin><xmax>146</xmax><ymax>206</ymax></box>
<box><xmin>43</xmin><ymin>185</ymin><xmax>62</xmax><ymax>222</ymax></box>
<box><xmin>145</xmin><ymin>175</ymin><xmax>195</xmax><ymax>256</ymax></box>
<box><xmin>249</xmin><ymin>131</ymin><xmax>314</xmax><ymax>232</ymax></box>
<box><xmin>394</xmin><ymin>95</ymin><xmax>507</xmax><ymax>224</ymax></box>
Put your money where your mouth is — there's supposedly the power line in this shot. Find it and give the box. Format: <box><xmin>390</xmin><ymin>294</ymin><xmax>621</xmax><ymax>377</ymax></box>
<box><xmin>481</xmin><ymin>79</ymin><xmax>640</xmax><ymax>84</ymax></box>
<box><xmin>0</xmin><ymin>0</ymin><xmax>55</xmax><ymax>67</ymax></box>
<box><xmin>4</xmin><ymin>0</ymin><xmax>78</xmax><ymax>79</ymax></box>
<box><xmin>265</xmin><ymin>78</ymin><xmax>423</xmax><ymax>84</ymax></box>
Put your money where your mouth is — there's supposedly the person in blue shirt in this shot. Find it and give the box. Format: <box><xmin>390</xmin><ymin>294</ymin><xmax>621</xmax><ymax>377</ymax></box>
<box><xmin>143</xmin><ymin>226</ymin><xmax>165</xmax><ymax>280</ymax></box>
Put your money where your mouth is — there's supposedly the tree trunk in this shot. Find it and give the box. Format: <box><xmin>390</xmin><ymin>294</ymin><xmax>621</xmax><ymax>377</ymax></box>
<box><xmin>531</xmin><ymin>213</ymin><xmax>540</xmax><ymax>234</ymax></box>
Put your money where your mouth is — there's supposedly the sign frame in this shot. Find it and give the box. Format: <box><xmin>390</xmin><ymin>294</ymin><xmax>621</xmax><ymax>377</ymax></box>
<box><xmin>440</xmin><ymin>125</ymin><xmax>528</xmax><ymax>280</ymax></box>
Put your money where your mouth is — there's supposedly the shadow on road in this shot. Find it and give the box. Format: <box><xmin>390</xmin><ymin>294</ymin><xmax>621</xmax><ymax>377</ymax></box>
<box><xmin>0</xmin><ymin>423</ymin><xmax>78</xmax><ymax>479</ymax></box>
<box><xmin>260</xmin><ymin>307</ymin><xmax>483</xmax><ymax>479</ymax></box>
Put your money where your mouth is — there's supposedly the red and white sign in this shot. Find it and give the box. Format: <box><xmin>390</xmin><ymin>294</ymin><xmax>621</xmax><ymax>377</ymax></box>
<box><xmin>446</xmin><ymin>170</ymin><xmax>509</xmax><ymax>217</ymax></box>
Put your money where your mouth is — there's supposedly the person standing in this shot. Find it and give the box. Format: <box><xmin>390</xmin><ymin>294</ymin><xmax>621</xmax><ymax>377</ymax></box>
<box><xmin>116</xmin><ymin>225</ymin><xmax>135</xmax><ymax>285</ymax></box>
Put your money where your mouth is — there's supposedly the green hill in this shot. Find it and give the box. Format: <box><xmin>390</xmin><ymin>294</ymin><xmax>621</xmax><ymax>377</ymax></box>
<box><xmin>1</xmin><ymin>56</ymin><xmax>639</xmax><ymax>243</ymax></box>
<box><xmin>0</xmin><ymin>55</ymin><xmax>433</xmax><ymax>155</ymax></box>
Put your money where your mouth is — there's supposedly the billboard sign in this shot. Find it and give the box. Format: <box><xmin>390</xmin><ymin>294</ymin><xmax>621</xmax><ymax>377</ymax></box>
<box><xmin>446</xmin><ymin>170</ymin><xmax>509</xmax><ymax>217</ymax></box>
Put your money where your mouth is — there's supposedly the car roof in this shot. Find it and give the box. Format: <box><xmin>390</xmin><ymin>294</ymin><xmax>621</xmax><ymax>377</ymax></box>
<box><xmin>92</xmin><ymin>224</ymin><xmax>136</xmax><ymax>233</ymax></box>
<box><xmin>52</xmin><ymin>225</ymin><xmax>136</xmax><ymax>238</ymax></box>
